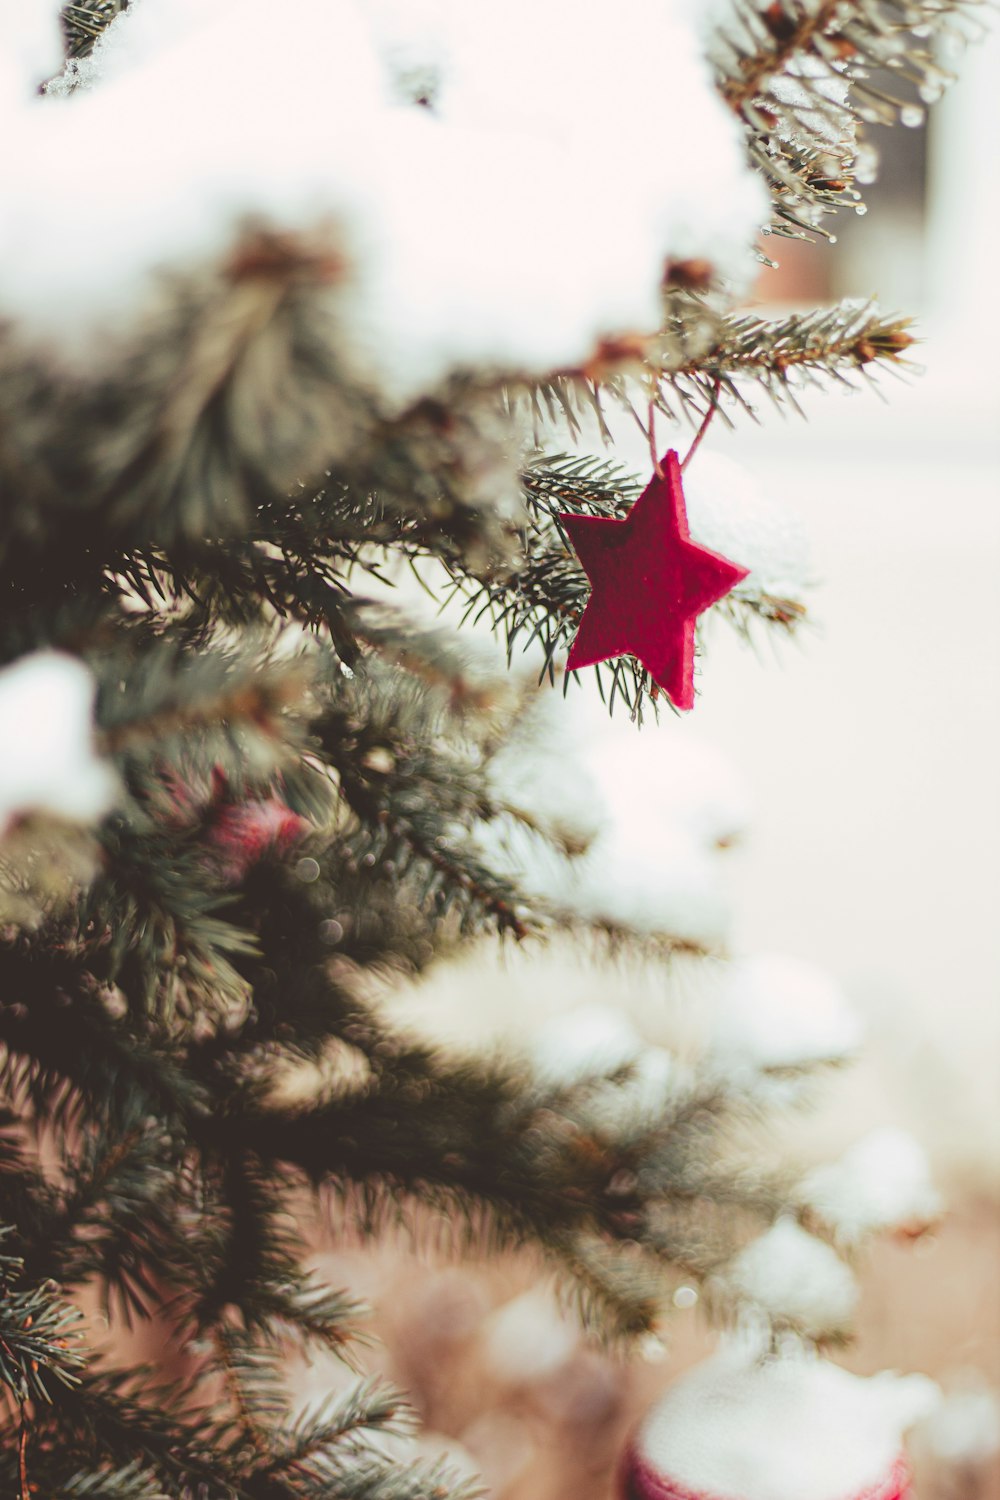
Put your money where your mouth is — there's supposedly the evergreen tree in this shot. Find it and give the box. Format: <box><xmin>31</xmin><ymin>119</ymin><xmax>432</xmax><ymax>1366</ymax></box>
<box><xmin>0</xmin><ymin>2</ymin><xmax>978</xmax><ymax>1495</ymax></box>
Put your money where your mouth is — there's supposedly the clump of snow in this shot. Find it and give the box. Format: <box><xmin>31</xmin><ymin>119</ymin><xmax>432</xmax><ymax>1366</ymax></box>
<box><xmin>482</xmin><ymin>689</ymin><xmax>748</xmax><ymax>947</ymax></box>
<box><xmin>422</xmin><ymin>0</ymin><xmax>761</xmax><ymax>285</ymax></box>
<box><xmin>356</xmin><ymin>0</ymin><xmax>453</xmax><ymax>104</ymax></box>
<box><xmin>529</xmin><ymin>1004</ymin><xmax>681</xmax><ymax>1128</ymax></box>
<box><xmin>802</xmin><ymin>1129</ymin><xmax>942</xmax><ymax>1244</ymax></box>
<box><xmin>566</xmin><ymin>726</ymin><xmax>746</xmax><ymax>943</ymax></box>
<box><xmin>9</xmin><ymin>0</ymin><xmax>765</xmax><ymax>407</ymax></box>
<box><xmin>0</xmin><ymin>651</ymin><xmax>118</xmax><ymax>833</ymax></box>
<box><xmin>633</xmin><ymin>1342</ymin><xmax>939</xmax><ymax>1500</ymax></box>
<box><xmin>583</xmin><ymin>708</ymin><xmax>749</xmax><ymax>854</ymax></box>
<box><xmin>482</xmin><ymin>689</ymin><xmax>605</xmax><ymax>859</ymax></box>
<box><xmin>0</xmin><ymin>0</ymin><xmax>65</xmax><ymax>97</ymax></box>
<box><xmin>683</xmin><ymin>451</ymin><xmax>812</xmax><ymax>603</ymax></box>
<box><xmin>711</xmin><ymin>1218</ymin><xmax>858</xmax><ymax>1337</ymax></box>
<box><xmin>558</xmin><ymin>826</ymin><xmax>732</xmax><ymax>949</ymax></box>
<box><xmin>531</xmin><ymin>1004</ymin><xmax>647</xmax><ymax>1087</ymax></box>
<box><xmin>709</xmin><ymin>953</ymin><xmax>863</xmax><ymax>1076</ymax></box>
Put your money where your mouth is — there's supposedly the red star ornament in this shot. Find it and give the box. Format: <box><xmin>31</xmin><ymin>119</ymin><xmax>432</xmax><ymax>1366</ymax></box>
<box><xmin>560</xmin><ymin>450</ymin><xmax>749</xmax><ymax>711</ymax></box>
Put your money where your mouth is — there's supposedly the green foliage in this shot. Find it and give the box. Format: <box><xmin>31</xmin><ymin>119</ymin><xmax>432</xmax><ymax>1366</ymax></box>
<box><xmin>0</xmin><ymin>1230</ymin><xmax>85</xmax><ymax>1404</ymax></box>
<box><xmin>437</xmin><ymin>450</ymin><xmax>804</xmax><ymax>722</ymax></box>
<box><xmin>530</xmin><ymin>300</ymin><xmax>917</xmax><ymax>445</ymax></box>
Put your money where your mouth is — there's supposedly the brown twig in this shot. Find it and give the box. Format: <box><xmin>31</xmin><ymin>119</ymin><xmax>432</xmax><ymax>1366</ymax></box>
<box><xmin>18</xmin><ymin>1411</ymin><xmax>29</xmax><ymax>1500</ymax></box>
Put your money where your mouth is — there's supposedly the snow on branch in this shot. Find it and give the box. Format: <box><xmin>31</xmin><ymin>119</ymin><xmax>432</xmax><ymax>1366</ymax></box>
<box><xmin>708</xmin><ymin>952</ymin><xmax>863</xmax><ymax>1080</ymax></box>
<box><xmin>59</xmin><ymin>1</ymin><xmax>128</xmax><ymax>59</ymax></box>
<box><xmin>659</xmin><ymin>300</ymin><xmax>917</xmax><ymax>408</ymax></box>
<box><xmin>0</xmin><ymin>0</ymin><xmax>65</xmax><ymax>95</ymax></box>
<box><xmin>716</xmin><ymin>0</ymin><xmax>982</xmax><ymax>137</ymax></box>
<box><xmin>632</xmin><ymin>1344</ymin><xmax>938</xmax><ymax>1500</ymax></box>
<box><xmin>707</xmin><ymin>1217</ymin><xmax>859</xmax><ymax>1338</ymax></box>
<box><xmin>0</xmin><ymin>652</ymin><xmax>118</xmax><ymax>835</ymax></box>
<box><xmin>7</xmin><ymin>0</ymin><xmax>762</xmax><ymax>404</ymax></box>
<box><xmin>713</xmin><ymin>0</ymin><xmax>986</xmax><ymax>223</ymax></box>
<box><xmin>801</xmin><ymin>1128</ymin><xmax>942</xmax><ymax>1245</ymax></box>
<box><xmin>529</xmin><ymin>301</ymin><xmax>917</xmax><ymax>454</ymax></box>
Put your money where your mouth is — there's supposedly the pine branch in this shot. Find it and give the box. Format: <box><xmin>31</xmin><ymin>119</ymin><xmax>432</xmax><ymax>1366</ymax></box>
<box><xmin>337</xmin><ymin>603</ymin><xmax>513</xmax><ymax>717</ymax></box>
<box><xmin>0</xmin><ymin>943</ymin><xmax>205</xmax><ymax>1132</ymax></box>
<box><xmin>664</xmin><ymin>301</ymin><xmax>916</xmax><ymax>393</ymax></box>
<box><xmin>212</xmin><ymin>1326</ymin><xmax>286</xmax><ymax>1464</ymax></box>
<box><xmin>303</xmin><ymin>657</ymin><xmax>542</xmax><ymax>942</ymax></box>
<box><xmin>16</xmin><ymin>1358</ymin><xmax>472</xmax><ymax>1498</ymax></box>
<box><xmin>95</xmin><ymin>636</ymin><xmax>311</xmax><ymax>762</ymax></box>
<box><xmin>0</xmin><ymin>1126</ymin><xmax>57</xmax><ymax>1263</ymax></box>
<box><xmin>229</xmin><ymin>848</ymin><xmax>528</xmax><ymax>1068</ymax></box>
<box><xmin>550</xmin><ymin>1233</ymin><xmax>670</xmax><ymax>1343</ymax></box>
<box><xmin>720</xmin><ymin>0</ymin><xmax>862</xmax><ymax>117</ymax></box>
<box><xmin>534</xmin><ymin>300</ymin><xmax>917</xmax><ymax>444</ymax></box>
<box><xmin>105</xmin><ymin>472</ymin><xmax>523</xmax><ymax>700</ymax></box>
<box><xmin>24</xmin><ymin>1123</ymin><xmax>182</xmax><ymax>1321</ymax></box>
<box><xmin>718</xmin><ymin>0</ymin><xmax>974</xmax><ymax>122</ymax></box>
<box><xmin>259</xmin><ymin>1376</ymin><xmax>407</xmax><ymax>1482</ymax></box>
<box><xmin>16</xmin><ymin>1371</ymin><xmax>229</xmax><ymax>1495</ymax></box>
<box><xmin>195</xmin><ymin>1154</ymin><xmax>322</xmax><ymax>1340</ymax></box>
<box><xmin>80</xmin><ymin>832</ymin><xmax>261</xmax><ymax>1028</ymax></box>
<box><xmin>59</xmin><ymin>3</ymin><xmax>128</xmax><ymax>61</ymax></box>
<box><xmin>756</xmin><ymin>139</ymin><xmax>859</xmax><ymax>242</ymax></box>
<box><xmin>0</xmin><ymin>1233</ymin><xmax>85</xmax><ymax>1404</ymax></box>
<box><xmin>221</xmin><ymin>1063</ymin><xmax>786</xmax><ymax>1342</ymax></box>
<box><xmin>0</xmin><ymin>251</ymin><xmax>522</xmax><ymax>573</ymax></box>
<box><xmin>84</xmin><ymin>581</ymin><xmax>553</xmax><ymax>962</ymax></box>
<box><xmin>715</xmin><ymin>0</ymin><xmax>983</xmax><ymax>220</ymax></box>
<box><xmin>105</xmin><ymin>465</ymin><xmax>517</xmax><ymax>659</ymax></box>
<box><xmin>259</xmin><ymin>1406</ymin><xmax>484</xmax><ymax>1500</ymax></box>
<box><xmin>290</xmin><ymin>1454</ymin><xmax>481</xmax><ymax>1500</ymax></box>
<box><xmin>70</xmin><ymin>613</ymin><xmax>561</xmax><ymax>1015</ymax></box>
<box><xmin>251</xmin><ymin>1275</ymin><xmax>366</xmax><ymax>1355</ymax></box>
<box><xmin>60</xmin><ymin>1462</ymin><xmax>168</xmax><ymax>1500</ymax></box>
<box><xmin>66</xmin><ymin>633</ymin><xmax>327</xmax><ymax>1024</ymax></box>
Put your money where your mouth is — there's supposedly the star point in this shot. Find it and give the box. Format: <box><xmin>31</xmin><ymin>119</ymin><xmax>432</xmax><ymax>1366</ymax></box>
<box><xmin>560</xmin><ymin>450</ymin><xmax>748</xmax><ymax>711</ymax></box>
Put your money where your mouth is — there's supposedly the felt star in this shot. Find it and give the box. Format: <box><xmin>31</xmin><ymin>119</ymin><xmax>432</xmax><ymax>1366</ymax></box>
<box><xmin>560</xmin><ymin>450</ymin><xmax>748</xmax><ymax>711</ymax></box>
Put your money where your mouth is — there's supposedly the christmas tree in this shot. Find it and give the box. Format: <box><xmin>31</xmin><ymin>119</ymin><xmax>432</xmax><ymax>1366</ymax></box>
<box><xmin>0</xmin><ymin>2</ymin><xmax>982</xmax><ymax>1496</ymax></box>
